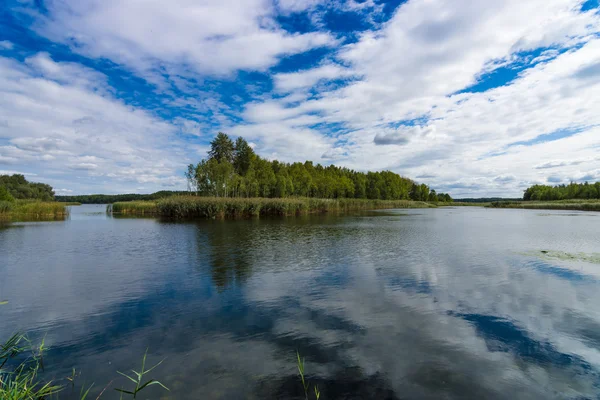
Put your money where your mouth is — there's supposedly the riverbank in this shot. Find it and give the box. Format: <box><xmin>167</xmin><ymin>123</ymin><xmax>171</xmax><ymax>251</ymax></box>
<box><xmin>0</xmin><ymin>201</ymin><xmax>69</xmax><ymax>220</ymax></box>
<box><xmin>110</xmin><ymin>196</ymin><xmax>437</xmax><ymax>218</ymax></box>
<box><xmin>488</xmin><ymin>199</ymin><xmax>600</xmax><ymax>211</ymax></box>
<box><xmin>441</xmin><ymin>202</ymin><xmax>491</xmax><ymax>207</ymax></box>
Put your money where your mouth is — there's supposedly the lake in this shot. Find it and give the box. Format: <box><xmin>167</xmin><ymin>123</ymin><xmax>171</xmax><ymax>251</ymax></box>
<box><xmin>1</xmin><ymin>205</ymin><xmax>600</xmax><ymax>399</ymax></box>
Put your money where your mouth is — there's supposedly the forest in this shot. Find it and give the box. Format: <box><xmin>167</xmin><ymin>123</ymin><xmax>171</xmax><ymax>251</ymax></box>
<box><xmin>523</xmin><ymin>182</ymin><xmax>600</xmax><ymax>201</ymax></box>
<box><xmin>185</xmin><ymin>133</ymin><xmax>452</xmax><ymax>202</ymax></box>
<box><xmin>0</xmin><ymin>174</ymin><xmax>54</xmax><ymax>201</ymax></box>
<box><xmin>55</xmin><ymin>191</ymin><xmax>187</xmax><ymax>204</ymax></box>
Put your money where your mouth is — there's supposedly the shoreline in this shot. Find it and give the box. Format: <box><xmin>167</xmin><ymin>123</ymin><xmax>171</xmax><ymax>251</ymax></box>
<box><xmin>109</xmin><ymin>196</ymin><xmax>439</xmax><ymax>219</ymax></box>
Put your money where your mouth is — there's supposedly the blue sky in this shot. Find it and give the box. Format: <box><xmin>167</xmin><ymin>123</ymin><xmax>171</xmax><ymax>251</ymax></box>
<box><xmin>0</xmin><ymin>0</ymin><xmax>599</xmax><ymax>197</ymax></box>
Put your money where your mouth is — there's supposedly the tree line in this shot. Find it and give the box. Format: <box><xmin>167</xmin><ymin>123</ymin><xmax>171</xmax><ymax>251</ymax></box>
<box><xmin>0</xmin><ymin>174</ymin><xmax>54</xmax><ymax>201</ymax></box>
<box><xmin>185</xmin><ymin>132</ymin><xmax>452</xmax><ymax>202</ymax></box>
<box><xmin>55</xmin><ymin>191</ymin><xmax>188</xmax><ymax>204</ymax></box>
<box><xmin>524</xmin><ymin>182</ymin><xmax>600</xmax><ymax>201</ymax></box>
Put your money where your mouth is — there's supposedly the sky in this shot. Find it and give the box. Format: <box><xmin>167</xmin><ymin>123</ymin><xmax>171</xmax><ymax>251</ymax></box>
<box><xmin>0</xmin><ymin>0</ymin><xmax>599</xmax><ymax>197</ymax></box>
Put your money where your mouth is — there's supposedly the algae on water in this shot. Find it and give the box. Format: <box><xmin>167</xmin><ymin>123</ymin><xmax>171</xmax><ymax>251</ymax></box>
<box><xmin>532</xmin><ymin>250</ymin><xmax>600</xmax><ymax>265</ymax></box>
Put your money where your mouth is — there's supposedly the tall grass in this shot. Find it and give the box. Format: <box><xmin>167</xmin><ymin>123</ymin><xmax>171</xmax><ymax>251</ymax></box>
<box><xmin>0</xmin><ymin>200</ymin><xmax>69</xmax><ymax>219</ymax></box>
<box><xmin>110</xmin><ymin>201</ymin><xmax>158</xmax><ymax>215</ymax></box>
<box><xmin>110</xmin><ymin>196</ymin><xmax>435</xmax><ymax>219</ymax></box>
<box><xmin>489</xmin><ymin>199</ymin><xmax>600</xmax><ymax>211</ymax></box>
<box><xmin>0</xmin><ymin>333</ymin><xmax>168</xmax><ymax>400</ymax></box>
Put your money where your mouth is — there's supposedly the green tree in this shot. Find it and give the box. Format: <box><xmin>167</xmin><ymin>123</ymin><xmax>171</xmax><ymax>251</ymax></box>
<box><xmin>208</xmin><ymin>132</ymin><xmax>235</xmax><ymax>163</ymax></box>
<box><xmin>233</xmin><ymin>137</ymin><xmax>256</xmax><ymax>176</ymax></box>
<box><xmin>0</xmin><ymin>185</ymin><xmax>15</xmax><ymax>202</ymax></box>
<box><xmin>428</xmin><ymin>189</ymin><xmax>437</xmax><ymax>202</ymax></box>
<box><xmin>185</xmin><ymin>164</ymin><xmax>198</xmax><ymax>194</ymax></box>
<box><xmin>189</xmin><ymin>133</ymin><xmax>445</xmax><ymax>201</ymax></box>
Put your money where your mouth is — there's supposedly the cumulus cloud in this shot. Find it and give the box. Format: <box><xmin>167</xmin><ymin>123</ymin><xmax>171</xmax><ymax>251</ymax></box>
<box><xmin>274</xmin><ymin>63</ymin><xmax>356</xmax><ymax>92</ymax></box>
<box><xmin>30</xmin><ymin>0</ymin><xmax>335</xmax><ymax>81</ymax></box>
<box><xmin>0</xmin><ymin>54</ymin><xmax>195</xmax><ymax>193</ymax></box>
<box><xmin>0</xmin><ymin>40</ymin><xmax>14</xmax><ymax>50</ymax></box>
<box><xmin>236</xmin><ymin>0</ymin><xmax>600</xmax><ymax>196</ymax></box>
<box><xmin>2</xmin><ymin>0</ymin><xmax>600</xmax><ymax>196</ymax></box>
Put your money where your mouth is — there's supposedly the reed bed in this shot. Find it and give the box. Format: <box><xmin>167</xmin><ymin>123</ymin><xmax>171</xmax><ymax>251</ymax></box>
<box><xmin>110</xmin><ymin>200</ymin><xmax>159</xmax><ymax>215</ymax></box>
<box><xmin>110</xmin><ymin>196</ymin><xmax>436</xmax><ymax>219</ymax></box>
<box><xmin>441</xmin><ymin>202</ymin><xmax>491</xmax><ymax>207</ymax></box>
<box><xmin>488</xmin><ymin>199</ymin><xmax>600</xmax><ymax>211</ymax></box>
<box><xmin>0</xmin><ymin>201</ymin><xmax>69</xmax><ymax>219</ymax></box>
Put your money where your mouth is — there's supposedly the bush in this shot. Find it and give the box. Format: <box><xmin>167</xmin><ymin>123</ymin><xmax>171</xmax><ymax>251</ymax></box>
<box><xmin>0</xmin><ymin>186</ymin><xmax>15</xmax><ymax>202</ymax></box>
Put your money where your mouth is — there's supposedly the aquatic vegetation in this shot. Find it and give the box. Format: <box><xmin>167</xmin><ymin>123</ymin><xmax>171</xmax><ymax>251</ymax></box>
<box><xmin>297</xmin><ymin>351</ymin><xmax>321</xmax><ymax>400</ymax></box>
<box><xmin>1</xmin><ymin>334</ymin><xmax>313</xmax><ymax>400</ymax></box>
<box><xmin>489</xmin><ymin>199</ymin><xmax>600</xmax><ymax>211</ymax></box>
<box><xmin>0</xmin><ymin>201</ymin><xmax>14</xmax><ymax>213</ymax></box>
<box><xmin>0</xmin><ymin>334</ymin><xmax>168</xmax><ymax>400</ymax></box>
<box><xmin>535</xmin><ymin>250</ymin><xmax>600</xmax><ymax>265</ymax></box>
<box><xmin>0</xmin><ymin>201</ymin><xmax>69</xmax><ymax>220</ymax></box>
<box><xmin>110</xmin><ymin>196</ymin><xmax>435</xmax><ymax>218</ymax></box>
<box><xmin>115</xmin><ymin>349</ymin><xmax>168</xmax><ymax>398</ymax></box>
<box><xmin>442</xmin><ymin>202</ymin><xmax>491</xmax><ymax>207</ymax></box>
<box><xmin>0</xmin><ymin>334</ymin><xmax>62</xmax><ymax>400</ymax></box>
<box><xmin>110</xmin><ymin>200</ymin><xmax>158</xmax><ymax>215</ymax></box>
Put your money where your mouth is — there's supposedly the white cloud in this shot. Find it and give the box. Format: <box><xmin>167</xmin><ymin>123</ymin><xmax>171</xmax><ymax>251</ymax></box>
<box><xmin>274</xmin><ymin>63</ymin><xmax>355</xmax><ymax>92</ymax></box>
<box><xmin>239</xmin><ymin>0</ymin><xmax>600</xmax><ymax>196</ymax></box>
<box><xmin>0</xmin><ymin>54</ymin><xmax>196</xmax><ymax>193</ymax></box>
<box><xmin>0</xmin><ymin>40</ymin><xmax>14</xmax><ymax>50</ymax></box>
<box><xmin>0</xmin><ymin>170</ymin><xmax>37</xmax><ymax>176</ymax></box>
<box><xmin>31</xmin><ymin>0</ymin><xmax>336</xmax><ymax>81</ymax></box>
<box><xmin>3</xmin><ymin>0</ymin><xmax>600</xmax><ymax>196</ymax></box>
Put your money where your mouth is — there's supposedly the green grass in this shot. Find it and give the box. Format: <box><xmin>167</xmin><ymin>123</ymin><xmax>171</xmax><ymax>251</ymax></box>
<box><xmin>0</xmin><ymin>334</ymin><xmax>168</xmax><ymax>400</ymax></box>
<box><xmin>110</xmin><ymin>196</ymin><xmax>436</xmax><ymax>219</ymax></box>
<box><xmin>0</xmin><ymin>200</ymin><xmax>69</xmax><ymax>220</ymax></box>
<box><xmin>488</xmin><ymin>199</ymin><xmax>600</xmax><ymax>211</ymax></box>
<box><xmin>59</xmin><ymin>202</ymin><xmax>82</xmax><ymax>206</ymax></box>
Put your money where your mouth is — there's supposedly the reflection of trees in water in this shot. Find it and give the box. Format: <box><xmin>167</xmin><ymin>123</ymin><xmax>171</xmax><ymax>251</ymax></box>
<box><xmin>195</xmin><ymin>215</ymin><xmax>349</xmax><ymax>291</ymax></box>
<box><xmin>194</xmin><ymin>220</ymin><xmax>256</xmax><ymax>291</ymax></box>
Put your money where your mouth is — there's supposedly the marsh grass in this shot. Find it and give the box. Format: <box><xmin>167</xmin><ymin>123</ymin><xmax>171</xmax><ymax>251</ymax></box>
<box><xmin>1</xmin><ymin>334</ymin><xmax>167</xmax><ymax>400</ymax></box>
<box><xmin>115</xmin><ymin>349</ymin><xmax>168</xmax><ymax>398</ymax></box>
<box><xmin>110</xmin><ymin>201</ymin><xmax>158</xmax><ymax>215</ymax></box>
<box><xmin>489</xmin><ymin>199</ymin><xmax>600</xmax><ymax>211</ymax></box>
<box><xmin>297</xmin><ymin>351</ymin><xmax>320</xmax><ymax>400</ymax></box>
<box><xmin>0</xmin><ymin>200</ymin><xmax>69</xmax><ymax>220</ymax></box>
<box><xmin>529</xmin><ymin>250</ymin><xmax>600</xmax><ymax>265</ymax></box>
<box><xmin>110</xmin><ymin>196</ymin><xmax>435</xmax><ymax>219</ymax></box>
<box><xmin>0</xmin><ymin>334</ymin><xmax>62</xmax><ymax>400</ymax></box>
<box><xmin>441</xmin><ymin>202</ymin><xmax>491</xmax><ymax>207</ymax></box>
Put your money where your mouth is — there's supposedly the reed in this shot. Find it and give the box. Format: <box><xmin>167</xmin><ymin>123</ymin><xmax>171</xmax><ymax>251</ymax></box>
<box><xmin>111</xmin><ymin>196</ymin><xmax>436</xmax><ymax>219</ymax></box>
<box><xmin>0</xmin><ymin>201</ymin><xmax>69</xmax><ymax>219</ymax></box>
<box><xmin>488</xmin><ymin>199</ymin><xmax>600</xmax><ymax>211</ymax></box>
<box><xmin>110</xmin><ymin>201</ymin><xmax>159</xmax><ymax>215</ymax></box>
<box><xmin>1</xmin><ymin>334</ymin><xmax>167</xmax><ymax>400</ymax></box>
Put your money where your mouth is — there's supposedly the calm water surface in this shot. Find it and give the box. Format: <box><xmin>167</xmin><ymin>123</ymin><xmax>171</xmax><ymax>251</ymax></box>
<box><xmin>1</xmin><ymin>205</ymin><xmax>600</xmax><ymax>399</ymax></box>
